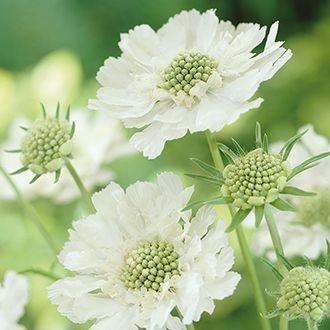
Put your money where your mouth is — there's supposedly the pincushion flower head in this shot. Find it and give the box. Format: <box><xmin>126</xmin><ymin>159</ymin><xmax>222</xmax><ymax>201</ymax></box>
<box><xmin>89</xmin><ymin>9</ymin><xmax>292</xmax><ymax>159</ymax></box>
<box><xmin>1</xmin><ymin>108</ymin><xmax>134</xmax><ymax>203</ymax></box>
<box><xmin>48</xmin><ymin>172</ymin><xmax>240</xmax><ymax>329</ymax></box>
<box><xmin>9</xmin><ymin>103</ymin><xmax>74</xmax><ymax>184</ymax></box>
<box><xmin>186</xmin><ymin>123</ymin><xmax>330</xmax><ymax>231</ymax></box>
<box><xmin>0</xmin><ymin>271</ymin><xmax>29</xmax><ymax>330</ymax></box>
<box><xmin>253</xmin><ymin>126</ymin><xmax>330</xmax><ymax>260</ymax></box>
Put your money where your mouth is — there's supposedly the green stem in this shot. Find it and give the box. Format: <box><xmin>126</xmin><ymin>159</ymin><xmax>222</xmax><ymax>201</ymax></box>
<box><xmin>65</xmin><ymin>160</ymin><xmax>96</xmax><ymax>213</ymax></box>
<box><xmin>306</xmin><ymin>318</ymin><xmax>317</xmax><ymax>330</ymax></box>
<box><xmin>264</xmin><ymin>205</ymin><xmax>289</xmax><ymax>330</ymax></box>
<box><xmin>205</xmin><ymin>131</ymin><xmax>271</xmax><ymax>330</ymax></box>
<box><xmin>0</xmin><ymin>164</ymin><xmax>58</xmax><ymax>258</ymax></box>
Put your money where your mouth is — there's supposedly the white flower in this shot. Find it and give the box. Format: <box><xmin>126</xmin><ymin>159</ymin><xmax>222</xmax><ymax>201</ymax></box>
<box><xmin>252</xmin><ymin>125</ymin><xmax>330</xmax><ymax>260</ymax></box>
<box><xmin>0</xmin><ymin>109</ymin><xmax>134</xmax><ymax>203</ymax></box>
<box><xmin>89</xmin><ymin>9</ymin><xmax>292</xmax><ymax>159</ymax></box>
<box><xmin>0</xmin><ymin>271</ymin><xmax>29</xmax><ymax>330</ymax></box>
<box><xmin>48</xmin><ymin>172</ymin><xmax>240</xmax><ymax>329</ymax></box>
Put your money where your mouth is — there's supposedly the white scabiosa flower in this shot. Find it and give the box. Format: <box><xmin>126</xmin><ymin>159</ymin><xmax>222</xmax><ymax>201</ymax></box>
<box><xmin>48</xmin><ymin>172</ymin><xmax>240</xmax><ymax>329</ymax></box>
<box><xmin>89</xmin><ymin>9</ymin><xmax>292</xmax><ymax>159</ymax></box>
<box><xmin>0</xmin><ymin>109</ymin><xmax>134</xmax><ymax>203</ymax></box>
<box><xmin>252</xmin><ymin>126</ymin><xmax>330</xmax><ymax>259</ymax></box>
<box><xmin>0</xmin><ymin>271</ymin><xmax>29</xmax><ymax>330</ymax></box>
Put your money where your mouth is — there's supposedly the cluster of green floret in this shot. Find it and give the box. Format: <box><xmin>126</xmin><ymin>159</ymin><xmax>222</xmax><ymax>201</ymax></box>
<box><xmin>160</xmin><ymin>51</ymin><xmax>218</xmax><ymax>96</ymax></box>
<box><xmin>221</xmin><ymin>148</ymin><xmax>290</xmax><ymax>209</ymax></box>
<box><xmin>121</xmin><ymin>240</ymin><xmax>180</xmax><ymax>292</ymax></box>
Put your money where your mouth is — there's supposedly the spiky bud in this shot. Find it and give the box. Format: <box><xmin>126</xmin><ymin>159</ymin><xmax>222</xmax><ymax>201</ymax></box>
<box><xmin>221</xmin><ymin>148</ymin><xmax>291</xmax><ymax>209</ymax></box>
<box><xmin>277</xmin><ymin>266</ymin><xmax>330</xmax><ymax>322</ymax></box>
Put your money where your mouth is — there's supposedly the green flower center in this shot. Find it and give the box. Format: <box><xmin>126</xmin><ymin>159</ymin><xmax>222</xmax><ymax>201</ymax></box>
<box><xmin>160</xmin><ymin>51</ymin><xmax>218</xmax><ymax>96</ymax></box>
<box><xmin>277</xmin><ymin>267</ymin><xmax>330</xmax><ymax>321</ymax></box>
<box><xmin>21</xmin><ymin>118</ymin><xmax>72</xmax><ymax>174</ymax></box>
<box><xmin>221</xmin><ymin>149</ymin><xmax>289</xmax><ymax>209</ymax></box>
<box><xmin>121</xmin><ymin>240</ymin><xmax>180</xmax><ymax>292</ymax></box>
<box><xmin>297</xmin><ymin>188</ymin><xmax>330</xmax><ymax>228</ymax></box>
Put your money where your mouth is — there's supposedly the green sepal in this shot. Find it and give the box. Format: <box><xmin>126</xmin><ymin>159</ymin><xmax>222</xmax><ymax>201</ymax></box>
<box><xmin>29</xmin><ymin>174</ymin><xmax>42</xmax><ymax>184</ymax></box>
<box><xmin>281</xmin><ymin>186</ymin><xmax>316</xmax><ymax>197</ymax></box>
<box><xmin>40</xmin><ymin>102</ymin><xmax>47</xmax><ymax>119</ymax></box>
<box><xmin>66</xmin><ymin>105</ymin><xmax>71</xmax><ymax>120</ymax></box>
<box><xmin>263</xmin><ymin>309</ymin><xmax>282</xmax><ymax>319</ymax></box>
<box><xmin>54</xmin><ymin>169</ymin><xmax>61</xmax><ymax>183</ymax></box>
<box><xmin>10</xmin><ymin>167</ymin><xmax>28</xmax><ymax>175</ymax></box>
<box><xmin>265</xmin><ymin>288</ymin><xmax>281</xmax><ymax>298</ymax></box>
<box><xmin>277</xmin><ymin>253</ymin><xmax>294</xmax><ymax>271</ymax></box>
<box><xmin>288</xmin><ymin>152</ymin><xmax>330</xmax><ymax>179</ymax></box>
<box><xmin>231</xmin><ymin>138</ymin><xmax>245</xmax><ymax>156</ymax></box>
<box><xmin>4</xmin><ymin>149</ymin><xmax>21</xmax><ymax>153</ymax></box>
<box><xmin>70</xmin><ymin>121</ymin><xmax>76</xmax><ymax>138</ymax></box>
<box><xmin>182</xmin><ymin>196</ymin><xmax>228</xmax><ymax>211</ymax></box>
<box><xmin>303</xmin><ymin>256</ymin><xmax>314</xmax><ymax>267</ymax></box>
<box><xmin>325</xmin><ymin>240</ymin><xmax>330</xmax><ymax>271</ymax></box>
<box><xmin>185</xmin><ymin>173</ymin><xmax>223</xmax><ymax>185</ymax></box>
<box><xmin>261</xmin><ymin>257</ymin><xmax>284</xmax><ymax>281</ymax></box>
<box><xmin>218</xmin><ymin>143</ymin><xmax>237</xmax><ymax>163</ymax></box>
<box><xmin>280</xmin><ymin>129</ymin><xmax>308</xmax><ymax>160</ymax></box>
<box><xmin>190</xmin><ymin>158</ymin><xmax>222</xmax><ymax>178</ymax></box>
<box><xmin>271</xmin><ymin>198</ymin><xmax>296</xmax><ymax>212</ymax></box>
<box><xmin>19</xmin><ymin>126</ymin><xmax>28</xmax><ymax>131</ymax></box>
<box><xmin>226</xmin><ymin>208</ymin><xmax>251</xmax><ymax>232</ymax></box>
<box><xmin>55</xmin><ymin>102</ymin><xmax>60</xmax><ymax>119</ymax></box>
<box><xmin>262</xmin><ymin>133</ymin><xmax>269</xmax><ymax>153</ymax></box>
<box><xmin>255</xmin><ymin>205</ymin><xmax>264</xmax><ymax>227</ymax></box>
<box><xmin>255</xmin><ymin>122</ymin><xmax>263</xmax><ymax>149</ymax></box>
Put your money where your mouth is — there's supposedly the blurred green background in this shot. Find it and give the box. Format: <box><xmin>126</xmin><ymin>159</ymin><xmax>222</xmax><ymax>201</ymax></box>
<box><xmin>0</xmin><ymin>0</ymin><xmax>329</xmax><ymax>329</ymax></box>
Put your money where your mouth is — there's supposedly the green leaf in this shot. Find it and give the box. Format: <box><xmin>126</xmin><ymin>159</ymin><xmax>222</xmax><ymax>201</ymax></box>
<box><xmin>182</xmin><ymin>196</ymin><xmax>228</xmax><ymax>211</ymax></box>
<box><xmin>271</xmin><ymin>198</ymin><xmax>296</xmax><ymax>212</ymax></box>
<box><xmin>218</xmin><ymin>143</ymin><xmax>237</xmax><ymax>163</ymax></box>
<box><xmin>281</xmin><ymin>186</ymin><xmax>316</xmax><ymax>197</ymax></box>
<box><xmin>190</xmin><ymin>158</ymin><xmax>222</xmax><ymax>178</ymax></box>
<box><xmin>288</xmin><ymin>152</ymin><xmax>330</xmax><ymax>179</ymax></box>
<box><xmin>255</xmin><ymin>122</ymin><xmax>263</xmax><ymax>148</ymax></box>
<box><xmin>19</xmin><ymin>268</ymin><xmax>60</xmax><ymax>281</ymax></box>
<box><xmin>277</xmin><ymin>253</ymin><xmax>294</xmax><ymax>271</ymax></box>
<box><xmin>10</xmin><ymin>167</ymin><xmax>28</xmax><ymax>175</ymax></box>
<box><xmin>40</xmin><ymin>102</ymin><xmax>47</xmax><ymax>119</ymax></box>
<box><xmin>261</xmin><ymin>257</ymin><xmax>284</xmax><ymax>281</ymax></box>
<box><xmin>255</xmin><ymin>205</ymin><xmax>264</xmax><ymax>227</ymax></box>
<box><xmin>280</xmin><ymin>129</ymin><xmax>308</xmax><ymax>160</ymax></box>
<box><xmin>55</xmin><ymin>102</ymin><xmax>60</xmax><ymax>119</ymax></box>
<box><xmin>226</xmin><ymin>209</ymin><xmax>251</xmax><ymax>232</ymax></box>
<box><xmin>262</xmin><ymin>133</ymin><xmax>269</xmax><ymax>153</ymax></box>
<box><xmin>185</xmin><ymin>173</ymin><xmax>223</xmax><ymax>185</ymax></box>
<box><xmin>29</xmin><ymin>174</ymin><xmax>42</xmax><ymax>184</ymax></box>
<box><xmin>231</xmin><ymin>138</ymin><xmax>245</xmax><ymax>155</ymax></box>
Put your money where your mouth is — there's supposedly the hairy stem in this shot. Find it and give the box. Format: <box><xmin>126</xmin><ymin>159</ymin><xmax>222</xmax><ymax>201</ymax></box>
<box><xmin>65</xmin><ymin>159</ymin><xmax>96</xmax><ymax>213</ymax></box>
<box><xmin>205</xmin><ymin>131</ymin><xmax>272</xmax><ymax>330</ymax></box>
<box><xmin>0</xmin><ymin>164</ymin><xmax>58</xmax><ymax>258</ymax></box>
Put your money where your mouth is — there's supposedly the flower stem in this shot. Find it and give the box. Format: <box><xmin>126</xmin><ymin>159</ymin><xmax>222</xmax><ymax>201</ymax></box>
<box><xmin>205</xmin><ymin>131</ymin><xmax>272</xmax><ymax>330</ymax></box>
<box><xmin>264</xmin><ymin>205</ymin><xmax>289</xmax><ymax>330</ymax></box>
<box><xmin>0</xmin><ymin>164</ymin><xmax>58</xmax><ymax>258</ymax></box>
<box><xmin>306</xmin><ymin>318</ymin><xmax>317</xmax><ymax>330</ymax></box>
<box><xmin>65</xmin><ymin>159</ymin><xmax>96</xmax><ymax>213</ymax></box>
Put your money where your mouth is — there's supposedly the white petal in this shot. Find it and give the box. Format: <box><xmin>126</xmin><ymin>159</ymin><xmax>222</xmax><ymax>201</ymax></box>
<box><xmin>188</xmin><ymin>205</ymin><xmax>217</xmax><ymax>238</ymax></box>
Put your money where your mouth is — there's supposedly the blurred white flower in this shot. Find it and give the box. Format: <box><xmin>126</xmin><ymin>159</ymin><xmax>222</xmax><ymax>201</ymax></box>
<box><xmin>0</xmin><ymin>109</ymin><xmax>134</xmax><ymax>203</ymax></box>
<box><xmin>48</xmin><ymin>172</ymin><xmax>240</xmax><ymax>329</ymax></box>
<box><xmin>252</xmin><ymin>125</ymin><xmax>330</xmax><ymax>260</ymax></box>
<box><xmin>89</xmin><ymin>9</ymin><xmax>291</xmax><ymax>159</ymax></box>
<box><xmin>0</xmin><ymin>271</ymin><xmax>29</xmax><ymax>330</ymax></box>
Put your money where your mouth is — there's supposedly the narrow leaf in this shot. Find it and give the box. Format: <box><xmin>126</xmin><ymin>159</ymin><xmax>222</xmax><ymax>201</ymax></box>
<box><xmin>19</xmin><ymin>268</ymin><xmax>60</xmax><ymax>281</ymax></box>
<box><xmin>19</xmin><ymin>126</ymin><xmax>28</xmax><ymax>131</ymax></box>
<box><xmin>55</xmin><ymin>102</ymin><xmax>60</xmax><ymax>118</ymax></box>
<box><xmin>70</xmin><ymin>121</ymin><xmax>76</xmax><ymax>138</ymax></box>
<box><xmin>277</xmin><ymin>253</ymin><xmax>294</xmax><ymax>271</ymax></box>
<box><xmin>271</xmin><ymin>198</ymin><xmax>296</xmax><ymax>212</ymax></box>
<box><xmin>280</xmin><ymin>129</ymin><xmax>308</xmax><ymax>160</ymax></box>
<box><xmin>289</xmin><ymin>152</ymin><xmax>330</xmax><ymax>179</ymax></box>
<box><xmin>10</xmin><ymin>167</ymin><xmax>28</xmax><ymax>175</ymax></box>
<box><xmin>325</xmin><ymin>240</ymin><xmax>330</xmax><ymax>271</ymax></box>
<box><xmin>66</xmin><ymin>105</ymin><xmax>71</xmax><ymax>120</ymax></box>
<box><xmin>40</xmin><ymin>102</ymin><xmax>47</xmax><ymax>119</ymax></box>
<box><xmin>54</xmin><ymin>169</ymin><xmax>61</xmax><ymax>183</ymax></box>
<box><xmin>303</xmin><ymin>256</ymin><xmax>314</xmax><ymax>267</ymax></box>
<box><xmin>261</xmin><ymin>257</ymin><xmax>284</xmax><ymax>281</ymax></box>
<box><xmin>255</xmin><ymin>122</ymin><xmax>262</xmax><ymax>148</ymax></box>
<box><xmin>190</xmin><ymin>158</ymin><xmax>222</xmax><ymax>177</ymax></box>
<box><xmin>255</xmin><ymin>205</ymin><xmax>264</xmax><ymax>227</ymax></box>
<box><xmin>29</xmin><ymin>174</ymin><xmax>41</xmax><ymax>184</ymax></box>
<box><xmin>226</xmin><ymin>209</ymin><xmax>251</xmax><ymax>232</ymax></box>
<box><xmin>282</xmin><ymin>186</ymin><xmax>316</xmax><ymax>197</ymax></box>
<box><xmin>185</xmin><ymin>173</ymin><xmax>223</xmax><ymax>185</ymax></box>
<box><xmin>5</xmin><ymin>149</ymin><xmax>21</xmax><ymax>153</ymax></box>
<box><xmin>263</xmin><ymin>309</ymin><xmax>282</xmax><ymax>319</ymax></box>
<box><xmin>231</xmin><ymin>138</ymin><xmax>245</xmax><ymax>155</ymax></box>
<box><xmin>182</xmin><ymin>196</ymin><xmax>228</xmax><ymax>211</ymax></box>
<box><xmin>262</xmin><ymin>133</ymin><xmax>269</xmax><ymax>153</ymax></box>
<box><xmin>218</xmin><ymin>143</ymin><xmax>237</xmax><ymax>163</ymax></box>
